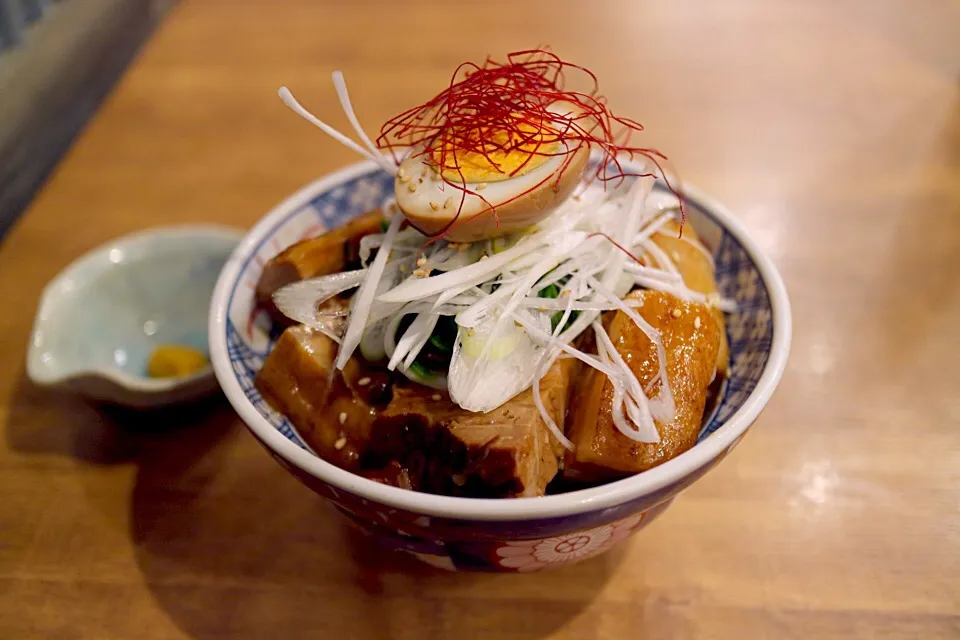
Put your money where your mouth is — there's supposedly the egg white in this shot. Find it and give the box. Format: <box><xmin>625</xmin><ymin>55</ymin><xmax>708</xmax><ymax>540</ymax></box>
<box><xmin>394</xmin><ymin>140</ymin><xmax>589</xmax><ymax>241</ymax></box>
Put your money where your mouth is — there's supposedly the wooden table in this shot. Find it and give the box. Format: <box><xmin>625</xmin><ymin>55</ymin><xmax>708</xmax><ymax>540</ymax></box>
<box><xmin>1</xmin><ymin>1</ymin><xmax>958</xmax><ymax>637</ymax></box>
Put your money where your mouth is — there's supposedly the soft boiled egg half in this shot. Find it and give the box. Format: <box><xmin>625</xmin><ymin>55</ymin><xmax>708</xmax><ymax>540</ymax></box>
<box><xmin>394</xmin><ymin>120</ymin><xmax>590</xmax><ymax>242</ymax></box>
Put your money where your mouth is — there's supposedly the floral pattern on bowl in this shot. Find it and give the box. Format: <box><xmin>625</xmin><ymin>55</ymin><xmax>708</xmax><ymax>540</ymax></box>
<box><xmin>493</xmin><ymin>511</ymin><xmax>647</xmax><ymax>571</ymax></box>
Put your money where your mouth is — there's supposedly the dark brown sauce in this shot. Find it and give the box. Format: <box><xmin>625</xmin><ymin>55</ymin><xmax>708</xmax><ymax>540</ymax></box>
<box><xmin>354</xmin><ymin>369</ymin><xmax>393</xmax><ymax>406</ymax></box>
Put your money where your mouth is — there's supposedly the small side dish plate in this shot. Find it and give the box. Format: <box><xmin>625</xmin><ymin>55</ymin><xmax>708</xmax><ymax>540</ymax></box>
<box><xmin>28</xmin><ymin>225</ymin><xmax>243</xmax><ymax>409</ymax></box>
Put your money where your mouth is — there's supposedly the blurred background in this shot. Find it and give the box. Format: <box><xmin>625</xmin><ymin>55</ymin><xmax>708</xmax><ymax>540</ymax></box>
<box><xmin>2</xmin><ymin>0</ymin><xmax>957</xmax><ymax>250</ymax></box>
<box><xmin>0</xmin><ymin>0</ymin><xmax>174</xmax><ymax>237</ymax></box>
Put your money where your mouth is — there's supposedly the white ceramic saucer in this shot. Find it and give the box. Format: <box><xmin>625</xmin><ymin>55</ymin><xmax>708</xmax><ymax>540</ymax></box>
<box><xmin>28</xmin><ymin>225</ymin><xmax>243</xmax><ymax>408</ymax></box>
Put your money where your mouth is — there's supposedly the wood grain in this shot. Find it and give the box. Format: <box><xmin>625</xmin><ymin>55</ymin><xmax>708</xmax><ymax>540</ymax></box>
<box><xmin>1</xmin><ymin>1</ymin><xmax>958</xmax><ymax>638</ymax></box>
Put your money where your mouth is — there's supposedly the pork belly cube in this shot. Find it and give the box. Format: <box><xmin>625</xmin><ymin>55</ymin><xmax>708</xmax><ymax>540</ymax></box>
<box><xmin>255</xmin><ymin>209</ymin><xmax>384</xmax><ymax>320</ymax></box>
<box><xmin>366</xmin><ymin>359</ymin><xmax>576</xmax><ymax>498</ymax></box>
<box><xmin>255</xmin><ymin>325</ymin><xmax>376</xmax><ymax>471</ymax></box>
<box><xmin>564</xmin><ymin>290</ymin><xmax>721</xmax><ymax>482</ymax></box>
<box><xmin>650</xmin><ymin>220</ymin><xmax>729</xmax><ymax>376</ymax></box>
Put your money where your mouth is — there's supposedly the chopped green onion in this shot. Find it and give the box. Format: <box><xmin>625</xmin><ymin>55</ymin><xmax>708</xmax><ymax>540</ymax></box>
<box><xmin>396</xmin><ymin>314</ymin><xmax>456</xmax><ymax>375</ymax></box>
<box><xmin>407</xmin><ymin>360</ymin><xmax>433</xmax><ymax>379</ymax></box>
<box><xmin>538</xmin><ymin>278</ymin><xmax>576</xmax><ymax>331</ymax></box>
<box><xmin>429</xmin><ymin>333</ymin><xmax>448</xmax><ymax>352</ymax></box>
<box><xmin>551</xmin><ymin>309</ymin><xmax>580</xmax><ymax>332</ymax></box>
<box><xmin>538</xmin><ymin>283</ymin><xmax>561</xmax><ymax>299</ymax></box>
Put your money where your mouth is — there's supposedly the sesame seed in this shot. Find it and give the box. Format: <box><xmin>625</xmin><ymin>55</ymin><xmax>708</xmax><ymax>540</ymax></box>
<box><xmin>671</xmin><ymin>250</ymin><xmax>681</xmax><ymax>262</ymax></box>
<box><xmin>397</xmin><ymin>168</ymin><xmax>407</xmax><ymax>179</ymax></box>
<box><xmin>407</xmin><ymin>182</ymin><xmax>418</xmax><ymax>193</ymax></box>
<box><xmin>416</xmin><ymin>256</ymin><xmax>427</xmax><ymax>267</ymax></box>
<box><xmin>671</xmin><ymin>308</ymin><xmax>682</xmax><ymax>318</ymax></box>
<box><xmin>334</xmin><ymin>437</ymin><xmax>347</xmax><ymax>450</ymax></box>
<box><xmin>399</xmin><ymin>174</ymin><xmax>411</xmax><ymax>184</ymax></box>
<box><xmin>429</xmin><ymin>201</ymin><xmax>439</xmax><ymax>211</ymax></box>
<box><xmin>475</xmin><ymin>183</ymin><xmax>488</xmax><ymax>191</ymax></box>
<box><xmin>413</xmin><ymin>268</ymin><xmax>429</xmax><ymax>277</ymax></box>
<box><xmin>479</xmin><ymin>254</ymin><xmax>488</xmax><ymax>261</ymax></box>
<box><xmin>452</xmin><ymin>474</ymin><xmax>466</xmax><ymax>486</ymax></box>
<box><xmin>694</xmin><ymin>316</ymin><xmax>702</xmax><ymax>329</ymax></box>
<box><xmin>431</xmin><ymin>393</ymin><xmax>441</xmax><ymax>401</ymax></box>
<box><xmin>358</xmin><ymin>377</ymin><xmax>371</xmax><ymax>386</ymax></box>
<box><xmin>443</xmin><ymin>196</ymin><xmax>456</xmax><ymax>209</ymax></box>
<box><xmin>338</xmin><ymin>412</ymin><xmax>347</xmax><ymax>424</ymax></box>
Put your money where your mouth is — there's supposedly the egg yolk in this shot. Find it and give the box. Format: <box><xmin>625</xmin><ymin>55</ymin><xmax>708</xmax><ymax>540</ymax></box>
<box><xmin>147</xmin><ymin>344</ymin><xmax>209</xmax><ymax>379</ymax></box>
<box><xmin>431</xmin><ymin>121</ymin><xmax>560</xmax><ymax>183</ymax></box>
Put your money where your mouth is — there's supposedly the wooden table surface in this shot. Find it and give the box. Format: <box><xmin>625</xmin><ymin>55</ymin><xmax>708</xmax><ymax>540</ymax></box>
<box><xmin>2</xmin><ymin>1</ymin><xmax>958</xmax><ymax>638</ymax></box>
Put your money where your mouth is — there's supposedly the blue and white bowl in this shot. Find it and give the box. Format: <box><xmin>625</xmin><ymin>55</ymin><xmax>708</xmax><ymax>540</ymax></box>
<box><xmin>28</xmin><ymin>226</ymin><xmax>243</xmax><ymax>409</ymax></box>
<box><xmin>209</xmin><ymin>160</ymin><xmax>791</xmax><ymax>572</ymax></box>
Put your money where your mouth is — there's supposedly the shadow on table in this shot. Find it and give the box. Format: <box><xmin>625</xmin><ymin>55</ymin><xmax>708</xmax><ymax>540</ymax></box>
<box><xmin>126</xmin><ymin>407</ymin><xmax>618</xmax><ymax>640</ymax></box>
<box><xmin>5</xmin><ymin>371</ymin><xmax>618</xmax><ymax>639</ymax></box>
<box><xmin>4</xmin><ymin>370</ymin><xmax>237</xmax><ymax>466</ymax></box>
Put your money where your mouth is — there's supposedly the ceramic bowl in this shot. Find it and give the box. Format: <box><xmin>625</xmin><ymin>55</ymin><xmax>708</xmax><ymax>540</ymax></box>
<box><xmin>28</xmin><ymin>225</ymin><xmax>243</xmax><ymax>409</ymax></box>
<box><xmin>209</xmin><ymin>160</ymin><xmax>791</xmax><ymax>572</ymax></box>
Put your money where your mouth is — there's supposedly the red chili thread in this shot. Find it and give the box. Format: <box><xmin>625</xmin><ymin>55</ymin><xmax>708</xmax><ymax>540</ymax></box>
<box><xmin>377</xmin><ymin>49</ymin><xmax>686</xmax><ymax>238</ymax></box>
<box><xmin>587</xmin><ymin>232</ymin><xmax>646</xmax><ymax>264</ymax></box>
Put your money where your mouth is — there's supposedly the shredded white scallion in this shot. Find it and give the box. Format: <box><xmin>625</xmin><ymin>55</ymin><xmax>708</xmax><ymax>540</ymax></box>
<box><xmin>272</xmin><ymin>75</ymin><xmax>733</xmax><ymax>449</ymax></box>
<box><xmin>336</xmin><ymin>213</ymin><xmax>403</xmax><ymax>370</ymax></box>
<box><xmin>330</xmin><ymin>71</ymin><xmax>392</xmax><ymax>173</ymax></box>
<box><xmin>278</xmin><ymin>87</ymin><xmax>395</xmax><ymax>175</ymax></box>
